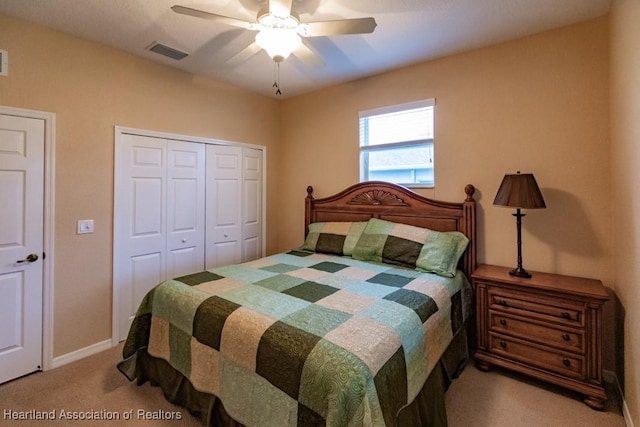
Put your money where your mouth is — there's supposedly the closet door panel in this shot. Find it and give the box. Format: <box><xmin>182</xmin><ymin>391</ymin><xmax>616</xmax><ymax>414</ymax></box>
<box><xmin>206</xmin><ymin>145</ymin><xmax>242</xmax><ymax>269</ymax></box>
<box><xmin>116</xmin><ymin>134</ymin><xmax>167</xmax><ymax>340</ymax></box>
<box><xmin>167</xmin><ymin>141</ymin><xmax>205</xmax><ymax>278</ymax></box>
<box><xmin>241</xmin><ymin>148</ymin><xmax>263</xmax><ymax>262</ymax></box>
<box><xmin>130</xmin><ymin>252</ymin><xmax>163</xmax><ymax>312</ymax></box>
<box><xmin>128</xmin><ymin>142</ymin><xmax>166</xmax><ymax>256</ymax></box>
<box><xmin>167</xmin><ymin>247</ymin><xmax>200</xmax><ymax>279</ymax></box>
<box><xmin>132</xmin><ymin>178</ymin><xmax>163</xmax><ymax>238</ymax></box>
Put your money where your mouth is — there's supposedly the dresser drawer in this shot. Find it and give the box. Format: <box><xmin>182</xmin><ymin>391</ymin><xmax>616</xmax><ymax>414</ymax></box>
<box><xmin>489</xmin><ymin>311</ymin><xmax>585</xmax><ymax>353</ymax></box>
<box><xmin>487</xmin><ymin>287</ymin><xmax>585</xmax><ymax>327</ymax></box>
<box><xmin>489</xmin><ymin>334</ymin><xmax>586</xmax><ymax>380</ymax></box>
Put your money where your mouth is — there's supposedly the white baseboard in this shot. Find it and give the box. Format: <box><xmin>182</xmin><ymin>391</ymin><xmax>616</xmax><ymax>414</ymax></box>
<box><xmin>50</xmin><ymin>339</ymin><xmax>114</xmax><ymax>370</ymax></box>
<box><xmin>604</xmin><ymin>369</ymin><xmax>634</xmax><ymax>427</ymax></box>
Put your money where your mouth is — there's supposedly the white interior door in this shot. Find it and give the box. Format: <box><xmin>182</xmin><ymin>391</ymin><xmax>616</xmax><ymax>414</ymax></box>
<box><xmin>115</xmin><ymin>134</ymin><xmax>166</xmax><ymax>341</ymax></box>
<box><xmin>0</xmin><ymin>114</ymin><xmax>44</xmax><ymax>384</ymax></box>
<box><xmin>166</xmin><ymin>141</ymin><xmax>205</xmax><ymax>278</ymax></box>
<box><xmin>241</xmin><ymin>147</ymin><xmax>263</xmax><ymax>262</ymax></box>
<box><xmin>114</xmin><ymin>134</ymin><xmax>205</xmax><ymax>341</ymax></box>
<box><xmin>205</xmin><ymin>145</ymin><xmax>242</xmax><ymax>269</ymax></box>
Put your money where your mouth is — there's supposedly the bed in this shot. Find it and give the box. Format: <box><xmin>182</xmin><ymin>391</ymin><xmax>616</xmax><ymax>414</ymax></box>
<box><xmin>118</xmin><ymin>181</ymin><xmax>477</xmax><ymax>427</ymax></box>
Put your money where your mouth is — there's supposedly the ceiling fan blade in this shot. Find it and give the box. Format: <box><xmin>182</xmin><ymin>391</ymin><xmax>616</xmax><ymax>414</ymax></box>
<box><xmin>171</xmin><ymin>5</ymin><xmax>252</xmax><ymax>29</ymax></box>
<box><xmin>226</xmin><ymin>42</ymin><xmax>263</xmax><ymax>66</ymax></box>
<box><xmin>269</xmin><ymin>0</ymin><xmax>293</xmax><ymax>18</ymax></box>
<box><xmin>292</xmin><ymin>42</ymin><xmax>324</xmax><ymax>68</ymax></box>
<box><xmin>304</xmin><ymin>17</ymin><xmax>377</xmax><ymax>37</ymax></box>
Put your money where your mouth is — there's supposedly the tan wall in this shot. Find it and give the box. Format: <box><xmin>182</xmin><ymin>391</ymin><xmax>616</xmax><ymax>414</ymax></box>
<box><xmin>610</xmin><ymin>0</ymin><xmax>640</xmax><ymax>424</ymax></box>
<box><xmin>0</xmin><ymin>13</ymin><xmax>281</xmax><ymax>357</ymax></box>
<box><xmin>280</xmin><ymin>17</ymin><xmax>611</xmax><ymax>284</ymax></box>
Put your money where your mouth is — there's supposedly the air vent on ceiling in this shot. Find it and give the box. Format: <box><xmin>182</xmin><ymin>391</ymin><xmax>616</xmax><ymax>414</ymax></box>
<box><xmin>146</xmin><ymin>42</ymin><xmax>189</xmax><ymax>60</ymax></box>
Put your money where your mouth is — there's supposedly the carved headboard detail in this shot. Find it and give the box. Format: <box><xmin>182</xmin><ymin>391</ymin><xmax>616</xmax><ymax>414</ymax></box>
<box><xmin>305</xmin><ymin>181</ymin><xmax>477</xmax><ymax>277</ymax></box>
<box><xmin>347</xmin><ymin>190</ymin><xmax>408</xmax><ymax>206</ymax></box>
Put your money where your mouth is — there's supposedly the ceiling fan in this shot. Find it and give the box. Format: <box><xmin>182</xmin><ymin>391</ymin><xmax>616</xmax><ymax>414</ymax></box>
<box><xmin>171</xmin><ymin>0</ymin><xmax>377</xmax><ymax>65</ymax></box>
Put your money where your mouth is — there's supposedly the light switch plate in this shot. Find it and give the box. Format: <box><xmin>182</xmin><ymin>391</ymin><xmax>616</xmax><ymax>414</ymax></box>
<box><xmin>77</xmin><ymin>219</ymin><xmax>94</xmax><ymax>234</ymax></box>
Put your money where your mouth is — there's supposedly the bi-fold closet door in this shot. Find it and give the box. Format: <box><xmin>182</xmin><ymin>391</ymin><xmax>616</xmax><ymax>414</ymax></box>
<box><xmin>114</xmin><ymin>133</ymin><xmax>263</xmax><ymax>342</ymax></box>
<box><xmin>114</xmin><ymin>134</ymin><xmax>206</xmax><ymax>341</ymax></box>
<box><xmin>205</xmin><ymin>145</ymin><xmax>262</xmax><ymax>269</ymax></box>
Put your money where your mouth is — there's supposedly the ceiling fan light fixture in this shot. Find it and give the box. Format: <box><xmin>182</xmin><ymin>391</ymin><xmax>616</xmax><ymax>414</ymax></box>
<box><xmin>257</xmin><ymin>12</ymin><xmax>299</xmax><ymax>30</ymax></box>
<box><xmin>268</xmin><ymin>3</ymin><xmax>291</xmax><ymax>20</ymax></box>
<box><xmin>255</xmin><ymin>28</ymin><xmax>301</xmax><ymax>62</ymax></box>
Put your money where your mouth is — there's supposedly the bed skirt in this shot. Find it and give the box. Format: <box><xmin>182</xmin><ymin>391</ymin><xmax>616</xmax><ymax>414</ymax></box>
<box><xmin>128</xmin><ymin>324</ymin><xmax>469</xmax><ymax>427</ymax></box>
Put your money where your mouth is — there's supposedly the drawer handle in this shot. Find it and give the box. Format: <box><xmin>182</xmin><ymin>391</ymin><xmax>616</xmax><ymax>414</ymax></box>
<box><xmin>561</xmin><ymin>312</ymin><xmax>571</xmax><ymax>320</ymax></box>
<box><xmin>500</xmin><ymin>341</ymin><xmax>507</xmax><ymax>349</ymax></box>
<box><xmin>500</xmin><ymin>319</ymin><xmax>507</xmax><ymax>326</ymax></box>
<box><xmin>563</xmin><ymin>358</ymin><xmax>571</xmax><ymax>367</ymax></box>
<box><xmin>562</xmin><ymin>334</ymin><xmax>570</xmax><ymax>341</ymax></box>
<box><xmin>498</xmin><ymin>300</ymin><xmax>508</xmax><ymax>306</ymax></box>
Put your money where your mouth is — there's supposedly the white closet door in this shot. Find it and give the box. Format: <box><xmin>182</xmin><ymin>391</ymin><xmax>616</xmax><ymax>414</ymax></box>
<box><xmin>115</xmin><ymin>134</ymin><xmax>205</xmax><ymax>341</ymax></box>
<box><xmin>116</xmin><ymin>134</ymin><xmax>166</xmax><ymax>341</ymax></box>
<box><xmin>205</xmin><ymin>145</ymin><xmax>242</xmax><ymax>269</ymax></box>
<box><xmin>166</xmin><ymin>141</ymin><xmax>205</xmax><ymax>278</ymax></box>
<box><xmin>241</xmin><ymin>147</ymin><xmax>263</xmax><ymax>262</ymax></box>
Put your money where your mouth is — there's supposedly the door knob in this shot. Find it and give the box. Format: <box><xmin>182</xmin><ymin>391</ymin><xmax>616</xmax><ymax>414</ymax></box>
<box><xmin>17</xmin><ymin>254</ymin><xmax>39</xmax><ymax>264</ymax></box>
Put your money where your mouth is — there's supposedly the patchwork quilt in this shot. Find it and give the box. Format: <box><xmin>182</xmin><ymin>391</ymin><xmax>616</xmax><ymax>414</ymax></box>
<box><xmin>119</xmin><ymin>250</ymin><xmax>472</xmax><ymax>427</ymax></box>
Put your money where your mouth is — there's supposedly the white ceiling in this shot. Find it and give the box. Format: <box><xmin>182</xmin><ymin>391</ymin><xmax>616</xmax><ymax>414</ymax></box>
<box><xmin>0</xmin><ymin>0</ymin><xmax>611</xmax><ymax>99</ymax></box>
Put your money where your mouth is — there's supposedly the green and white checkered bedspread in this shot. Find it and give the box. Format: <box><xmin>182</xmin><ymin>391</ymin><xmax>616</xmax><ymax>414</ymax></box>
<box><xmin>119</xmin><ymin>250</ymin><xmax>472</xmax><ymax>427</ymax></box>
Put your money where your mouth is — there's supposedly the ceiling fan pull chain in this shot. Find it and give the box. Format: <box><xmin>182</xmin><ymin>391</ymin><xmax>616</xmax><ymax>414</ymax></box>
<box><xmin>274</xmin><ymin>61</ymin><xmax>282</xmax><ymax>96</ymax></box>
<box><xmin>273</xmin><ymin>61</ymin><xmax>278</xmax><ymax>89</ymax></box>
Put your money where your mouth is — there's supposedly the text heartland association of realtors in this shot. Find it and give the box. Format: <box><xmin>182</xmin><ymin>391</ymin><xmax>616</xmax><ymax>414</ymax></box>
<box><xmin>3</xmin><ymin>409</ymin><xmax>182</xmax><ymax>421</ymax></box>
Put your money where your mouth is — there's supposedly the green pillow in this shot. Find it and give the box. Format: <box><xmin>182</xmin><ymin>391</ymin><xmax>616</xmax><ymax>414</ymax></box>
<box><xmin>352</xmin><ymin>218</ymin><xmax>468</xmax><ymax>277</ymax></box>
<box><xmin>299</xmin><ymin>222</ymin><xmax>367</xmax><ymax>256</ymax></box>
<box><xmin>415</xmin><ymin>230</ymin><xmax>469</xmax><ymax>278</ymax></box>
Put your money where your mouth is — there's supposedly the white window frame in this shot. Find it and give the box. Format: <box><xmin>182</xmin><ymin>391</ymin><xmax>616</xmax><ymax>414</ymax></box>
<box><xmin>359</xmin><ymin>99</ymin><xmax>435</xmax><ymax>188</ymax></box>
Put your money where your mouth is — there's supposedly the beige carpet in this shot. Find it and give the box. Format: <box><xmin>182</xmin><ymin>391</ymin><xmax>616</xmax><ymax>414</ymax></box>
<box><xmin>0</xmin><ymin>344</ymin><xmax>627</xmax><ymax>426</ymax></box>
<box><xmin>445</xmin><ymin>363</ymin><xmax>626</xmax><ymax>427</ymax></box>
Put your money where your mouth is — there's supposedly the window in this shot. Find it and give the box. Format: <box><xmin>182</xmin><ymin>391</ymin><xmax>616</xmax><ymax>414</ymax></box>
<box><xmin>359</xmin><ymin>99</ymin><xmax>434</xmax><ymax>187</ymax></box>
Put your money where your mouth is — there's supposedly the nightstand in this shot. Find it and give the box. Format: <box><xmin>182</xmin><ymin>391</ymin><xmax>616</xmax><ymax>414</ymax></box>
<box><xmin>471</xmin><ymin>264</ymin><xmax>609</xmax><ymax>410</ymax></box>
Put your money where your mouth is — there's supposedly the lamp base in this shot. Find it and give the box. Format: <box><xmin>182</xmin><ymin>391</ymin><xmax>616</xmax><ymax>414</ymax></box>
<box><xmin>509</xmin><ymin>266</ymin><xmax>532</xmax><ymax>278</ymax></box>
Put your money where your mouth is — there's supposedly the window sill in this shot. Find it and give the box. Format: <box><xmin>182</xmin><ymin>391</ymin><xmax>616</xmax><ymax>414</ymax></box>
<box><xmin>401</xmin><ymin>184</ymin><xmax>435</xmax><ymax>189</ymax></box>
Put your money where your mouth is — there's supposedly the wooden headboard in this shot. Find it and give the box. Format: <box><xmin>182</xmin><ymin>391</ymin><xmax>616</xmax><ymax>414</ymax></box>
<box><xmin>305</xmin><ymin>181</ymin><xmax>477</xmax><ymax>278</ymax></box>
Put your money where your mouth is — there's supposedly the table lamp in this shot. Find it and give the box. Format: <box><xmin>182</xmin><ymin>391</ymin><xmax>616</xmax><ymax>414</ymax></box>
<box><xmin>493</xmin><ymin>171</ymin><xmax>546</xmax><ymax>278</ymax></box>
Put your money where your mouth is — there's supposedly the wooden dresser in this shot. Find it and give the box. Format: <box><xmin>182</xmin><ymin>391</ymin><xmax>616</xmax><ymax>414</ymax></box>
<box><xmin>471</xmin><ymin>264</ymin><xmax>609</xmax><ymax>410</ymax></box>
